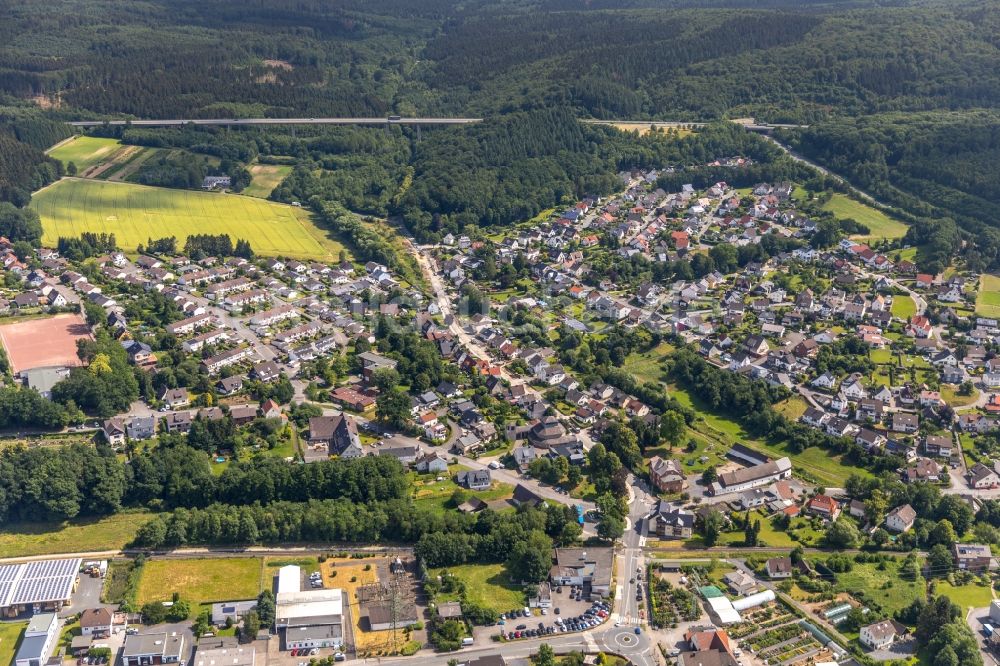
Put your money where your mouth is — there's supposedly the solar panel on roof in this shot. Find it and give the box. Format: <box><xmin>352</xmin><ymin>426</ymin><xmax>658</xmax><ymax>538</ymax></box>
<box><xmin>0</xmin><ymin>558</ymin><xmax>81</xmax><ymax>609</ymax></box>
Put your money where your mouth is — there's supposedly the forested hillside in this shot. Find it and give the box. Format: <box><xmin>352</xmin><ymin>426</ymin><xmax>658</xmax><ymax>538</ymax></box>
<box><xmin>5</xmin><ymin>0</ymin><xmax>1000</xmax><ymax>265</ymax></box>
<box><xmin>785</xmin><ymin>112</ymin><xmax>1000</xmax><ymax>272</ymax></box>
<box><xmin>2</xmin><ymin>0</ymin><xmax>998</xmax><ymax>122</ymax></box>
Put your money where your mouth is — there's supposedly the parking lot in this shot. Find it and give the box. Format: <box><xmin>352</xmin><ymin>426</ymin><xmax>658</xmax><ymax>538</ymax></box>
<box><xmin>496</xmin><ymin>585</ymin><xmax>612</xmax><ymax>642</ymax></box>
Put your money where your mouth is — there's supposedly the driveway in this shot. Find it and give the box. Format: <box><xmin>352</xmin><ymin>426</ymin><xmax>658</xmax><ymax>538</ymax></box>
<box><xmin>66</xmin><ymin>571</ymin><xmax>106</xmax><ymax>617</ymax></box>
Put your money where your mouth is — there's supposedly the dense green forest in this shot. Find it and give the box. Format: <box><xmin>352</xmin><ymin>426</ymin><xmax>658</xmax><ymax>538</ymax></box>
<box><xmin>5</xmin><ymin>0</ymin><xmax>1000</xmax><ymax>122</ymax></box>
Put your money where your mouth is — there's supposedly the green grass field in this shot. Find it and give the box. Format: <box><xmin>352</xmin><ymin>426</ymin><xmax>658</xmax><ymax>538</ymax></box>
<box><xmin>0</xmin><ymin>622</ymin><xmax>26</xmax><ymax>666</ymax></box>
<box><xmin>834</xmin><ymin>560</ymin><xmax>925</xmax><ymax>615</ymax></box>
<box><xmin>669</xmin><ymin>385</ymin><xmax>871</xmax><ymax>486</ymax></box>
<box><xmin>47</xmin><ymin>136</ymin><xmax>122</xmax><ymax>170</ymax></box>
<box><xmin>429</xmin><ymin>563</ymin><xmax>524</xmax><ymax>613</ymax></box>
<box><xmin>935</xmin><ymin>580</ymin><xmax>993</xmax><ymax>612</ymax></box>
<box><xmin>244</xmin><ymin>164</ymin><xmax>292</xmax><ymax>198</ymax></box>
<box><xmin>136</xmin><ymin>558</ymin><xmax>263</xmax><ymax>610</ymax></box>
<box><xmin>890</xmin><ymin>295</ymin><xmax>917</xmax><ymax>319</ymax></box>
<box><xmin>977</xmin><ymin>275</ymin><xmax>1000</xmax><ymax>317</ymax></box>
<box><xmin>719</xmin><ymin>510</ymin><xmax>823</xmax><ymax>548</ymax></box>
<box><xmin>0</xmin><ymin>512</ymin><xmax>154</xmax><ymax>557</ymax></box>
<box><xmin>622</xmin><ymin>343</ymin><xmax>674</xmax><ymax>385</ymax></box>
<box><xmin>822</xmin><ymin>194</ymin><xmax>908</xmax><ymax>241</ymax></box>
<box><xmin>32</xmin><ymin>178</ymin><xmax>344</xmax><ymax>260</ymax></box>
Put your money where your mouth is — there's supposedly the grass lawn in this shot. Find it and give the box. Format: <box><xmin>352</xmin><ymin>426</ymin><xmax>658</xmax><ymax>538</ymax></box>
<box><xmin>429</xmin><ymin>563</ymin><xmax>524</xmax><ymax>613</ymax></box>
<box><xmin>31</xmin><ymin>178</ymin><xmax>346</xmax><ymax>261</ymax></box>
<box><xmin>719</xmin><ymin>511</ymin><xmax>823</xmax><ymax>548</ymax></box>
<box><xmin>0</xmin><ymin>512</ymin><xmax>154</xmax><ymax>557</ymax></box>
<box><xmin>941</xmin><ymin>385</ymin><xmax>979</xmax><ymax>408</ymax></box>
<box><xmin>774</xmin><ymin>396</ymin><xmax>808</xmax><ymax>421</ymax></box>
<box><xmin>136</xmin><ymin>558</ymin><xmax>263</xmax><ymax>610</ymax></box>
<box><xmin>833</xmin><ymin>560</ymin><xmax>925</xmax><ymax>615</ymax></box>
<box><xmin>935</xmin><ymin>580</ymin><xmax>993</xmax><ymax>611</ymax></box>
<box><xmin>822</xmin><ymin>193</ymin><xmax>908</xmax><ymax>241</ymax></box>
<box><xmin>668</xmin><ymin>385</ymin><xmax>870</xmax><ymax>486</ymax></box>
<box><xmin>0</xmin><ymin>622</ymin><xmax>26</xmax><ymax>666</ymax></box>
<box><xmin>47</xmin><ymin>136</ymin><xmax>122</xmax><ymax>170</ymax></box>
<box><xmin>977</xmin><ymin>275</ymin><xmax>1000</xmax><ymax>318</ymax></box>
<box><xmin>646</xmin><ymin>430</ymin><xmax>729</xmax><ymax>477</ymax></box>
<box><xmin>891</xmin><ymin>295</ymin><xmax>917</xmax><ymax>320</ymax></box>
<box><xmin>868</xmin><ymin>349</ymin><xmax>893</xmax><ymax>364</ymax></box>
<box><xmin>869</xmin><ymin>349</ymin><xmax>894</xmax><ymax>364</ymax></box>
<box><xmin>244</xmin><ymin>164</ymin><xmax>293</xmax><ymax>198</ymax></box>
<box><xmin>622</xmin><ymin>343</ymin><xmax>673</xmax><ymax>385</ymax></box>
<box><xmin>411</xmin><ymin>466</ymin><xmax>513</xmax><ymax>515</ymax></box>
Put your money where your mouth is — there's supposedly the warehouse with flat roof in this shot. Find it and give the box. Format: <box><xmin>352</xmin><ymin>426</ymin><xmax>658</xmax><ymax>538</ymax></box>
<box><xmin>274</xmin><ymin>566</ymin><xmax>344</xmax><ymax>651</ymax></box>
<box><xmin>0</xmin><ymin>558</ymin><xmax>82</xmax><ymax>616</ymax></box>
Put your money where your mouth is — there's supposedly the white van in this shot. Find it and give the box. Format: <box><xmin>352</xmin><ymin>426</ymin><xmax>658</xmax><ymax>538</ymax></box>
<box><xmin>461</xmin><ymin>637</ymin><xmax>474</xmax><ymax>646</ymax></box>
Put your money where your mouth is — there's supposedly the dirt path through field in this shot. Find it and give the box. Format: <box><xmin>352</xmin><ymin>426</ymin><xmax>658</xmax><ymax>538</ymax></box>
<box><xmin>108</xmin><ymin>147</ymin><xmax>156</xmax><ymax>181</ymax></box>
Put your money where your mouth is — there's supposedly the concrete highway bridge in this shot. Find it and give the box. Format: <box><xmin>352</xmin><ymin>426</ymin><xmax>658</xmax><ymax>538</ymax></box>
<box><xmin>66</xmin><ymin>116</ymin><xmax>805</xmax><ymax>133</ymax></box>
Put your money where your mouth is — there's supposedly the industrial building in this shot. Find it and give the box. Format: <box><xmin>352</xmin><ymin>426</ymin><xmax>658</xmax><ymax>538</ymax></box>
<box><xmin>194</xmin><ymin>637</ymin><xmax>256</xmax><ymax>666</ymax></box>
<box><xmin>0</xmin><ymin>558</ymin><xmax>82</xmax><ymax>616</ymax></box>
<box><xmin>275</xmin><ymin>566</ymin><xmax>344</xmax><ymax>651</ymax></box>
<box><xmin>122</xmin><ymin>632</ymin><xmax>186</xmax><ymax>666</ymax></box>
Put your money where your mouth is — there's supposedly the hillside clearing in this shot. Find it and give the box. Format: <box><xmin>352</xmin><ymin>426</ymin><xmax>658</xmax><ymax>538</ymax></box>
<box><xmin>822</xmin><ymin>194</ymin><xmax>908</xmax><ymax>241</ymax></box>
<box><xmin>47</xmin><ymin>136</ymin><xmax>122</xmax><ymax>171</ymax></box>
<box><xmin>244</xmin><ymin>164</ymin><xmax>293</xmax><ymax>198</ymax></box>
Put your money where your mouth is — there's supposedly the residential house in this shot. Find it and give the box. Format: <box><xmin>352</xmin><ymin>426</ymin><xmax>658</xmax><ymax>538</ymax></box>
<box><xmin>102</xmin><ymin>418</ymin><xmax>126</xmax><ymax>447</ymax></box>
<box><xmin>414</xmin><ymin>452</ymin><xmax>448</xmax><ymax>474</ymax></box>
<box><xmin>456</xmin><ymin>470</ymin><xmax>492</xmax><ymax>491</ymax></box>
<box><xmin>159</xmin><ymin>387</ymin><xmax>190</xmax><ymax>409</ymax></box>
<box><xmin>807</xmin><ymin>494</ymin><xmax>840</xmax><ymax>521</ymax></box>
<box><xmin>649</xmin><ymin>457</ymin><xmax>687</xmax><ymax>493</ymax></box>
<box><xmin>722</xmin><ymin>572</ymin><xmax>757</xmax><ymax>597</ymax></box>
<box><xmin>765</xmin><ymin>557</ymin><xmax>793</xmax><ymax>579</ymax></box>
<box><xmin>653</xmin><ymin>501</ymin><xmax>694</xmax><ymax>540</ymax></box>
<box><xmin>969</xmin><ymin>463</ymin><xmax>1000</xmax><ymax>489</ymax></box>
<box><xmin>126</xmin><ymin>416</ymin><xmax>156</xmax><ymax>441</ymax></box>
<box><xmin>953</xmin><ymin>543</ymin><xmax>993</xmax><ymax>571</ymax></box>
<box><xmin>308</xmin><ymin>414</ymin><xmax>363</xmax><ymax>459</ymax></box>
<box><xmin>79</xmin><ymin>608</ymin><xmax>114</xmax><ymax>637</ymax></box>
<box><xmin>885</xmin><ymin>504</ymin><xmax>917</xmax><ymax>533</ymax></box>
<box><xmin>860</xmin><ymin>620</ymin><xmax>907</xmax><ymax>651</ymax></box>
<box><xmin>902</xmin><ymin>458</ymin><xmax>941</xmax><ymax>483</ymax></box>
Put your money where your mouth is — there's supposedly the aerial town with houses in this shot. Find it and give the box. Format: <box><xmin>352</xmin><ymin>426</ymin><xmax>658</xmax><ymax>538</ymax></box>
<box><xmin>3</xmin><ymin>154</ymin><xmax>1000</xmax><ymax>666</ymax></box>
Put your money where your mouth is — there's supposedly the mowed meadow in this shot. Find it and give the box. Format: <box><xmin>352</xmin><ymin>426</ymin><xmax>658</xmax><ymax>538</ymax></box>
<box><xmin>31</xmin><ymin>178</ymin><xmax>345</xmax><ymax>260</ymax></box>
